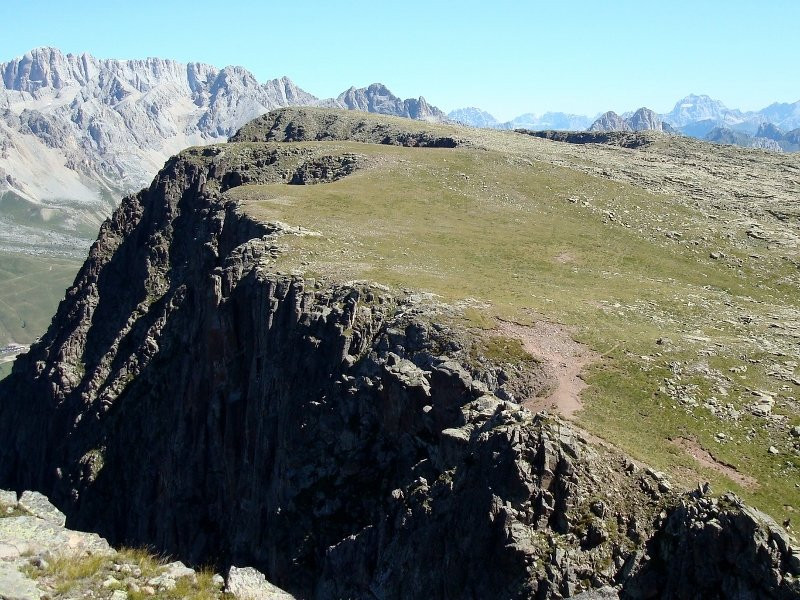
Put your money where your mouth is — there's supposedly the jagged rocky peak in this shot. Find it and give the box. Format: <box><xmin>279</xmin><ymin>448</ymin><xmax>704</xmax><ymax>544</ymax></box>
<box><xmin>588</xmin><ymin>111</ymin><xmax>632</xmax><ymax>132</ymax></box>
<box><xmin>664</xmin><ymin>93</ymin><xmax>740</xmax><ymax>127</ymax></box>
<box><xmin>2</xmin><ymin>46</ymin><xmax>205</xmax><ymax>96</ymax></box>
<box><xmin>589</xmin><ymin>108</ymin><xmax>675</xmax><ymax>134</ymax></box>
<box><xmin>756</xmin><ymin>121</ymin><xmax>786</xmax><ymax>141</ymax></box>
<box><xmin>332</xmin><ymin>82</ymin><xmax>447</xmax><ymax>121</ymax></box>
<box><xmin>628</xmin><ymin>107</ymin><xmax>675</xmax><ymax>132</ymax></box>
<box><xmin>447</xmin><ymin>106</ymin><xmax>498</xmax><ymax>127</ymax></box>
<box><xmin>2</xmin><ymin>46</ymin><xmax>90</xmax><ymax>91</ymax></box>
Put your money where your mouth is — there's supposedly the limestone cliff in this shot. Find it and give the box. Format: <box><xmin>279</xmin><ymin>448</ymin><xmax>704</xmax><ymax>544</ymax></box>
<box><xmin>0</xmin><ymin>109</ymin><xmax>798</xmax><ymax>599</ymax></box>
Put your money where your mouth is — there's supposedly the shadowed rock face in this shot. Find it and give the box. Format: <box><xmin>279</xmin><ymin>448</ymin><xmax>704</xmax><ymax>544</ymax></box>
<box><xmin>0</xmin><ymin>109</ymin><xmax>798</xmax><ymax>599</ymax></box>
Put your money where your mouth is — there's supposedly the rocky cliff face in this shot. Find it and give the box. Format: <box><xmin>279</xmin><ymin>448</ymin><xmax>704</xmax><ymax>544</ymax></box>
<box><xmin>627</xmin><ymin>108</ymin><xmax>676</xmax><ymax>133</ymax></box>
<box><xmin>0</xmin><ymin>48</ymin><xmax>316</xmax><ymax>204</ymax></box>
<box><xmin>0</xmin><ymin>109</ymin><xmax>798</xmax><ymax>599</ymax></box>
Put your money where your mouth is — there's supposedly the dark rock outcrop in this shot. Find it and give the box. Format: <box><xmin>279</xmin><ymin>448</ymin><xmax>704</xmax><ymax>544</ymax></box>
<box><xmin>231</xmin><ymin>107</ymin><xmax>461</xmax><ymax>148</ymax></box>
<box><xmin>517</xmin><ymin>129</ymin><xmax>656</xmax><ymax>149</ymax></box>
<box><xmin>0</xmin><ymin>109</ymin><xmax>797</xmax><ymax>599</ymax></box>
<box><xmin>624</xmin><ymin>492</ymin><xmax>800</xmax><ymax>599</ymax></box>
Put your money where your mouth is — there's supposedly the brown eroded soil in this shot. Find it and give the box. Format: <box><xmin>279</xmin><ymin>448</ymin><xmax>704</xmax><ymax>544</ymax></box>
<box><xmin>497</xmin><ymin>319</ymin><xmax>598</xmax><ymax>420</ymax></box>
<box><xmin>671</xmin><ymin>436</ymin><xmax>759</xmax><ymax>489</ymax></box>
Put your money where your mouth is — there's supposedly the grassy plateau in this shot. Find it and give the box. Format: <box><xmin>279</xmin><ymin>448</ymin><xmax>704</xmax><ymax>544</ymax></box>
<box><xmin>223</xmin><ymin>118</ymin><xmax>799</xmax><ymax>524</ymax></box>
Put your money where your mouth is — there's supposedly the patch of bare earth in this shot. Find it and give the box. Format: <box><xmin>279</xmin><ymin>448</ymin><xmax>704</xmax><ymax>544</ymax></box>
<box><xmin>553</xmin><ymin>251</ymin><xmax>576</xmax><ymax>264</ymax></box>
<box><xmin>671</xmin><ymin>437</ymin><xmax>759</xmax><ymax>489</ymax></box>
<box><xmin>497</xmin><ymin>319</ymin><xmax>598</xmax><ymax>420</ymax></box>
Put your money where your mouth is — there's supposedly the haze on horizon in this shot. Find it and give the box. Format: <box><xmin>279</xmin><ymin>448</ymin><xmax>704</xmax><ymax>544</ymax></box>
<box><xmin>1</xmin><ymin>0</ymin><xmax>799</xmax><ymax>121</ymax></box>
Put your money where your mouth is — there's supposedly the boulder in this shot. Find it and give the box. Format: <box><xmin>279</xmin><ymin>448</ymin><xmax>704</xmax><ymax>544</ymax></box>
<box><xmin>226</xmin><ymin>566</ymin><xmax>296</xmax><ymax>600</ymax></box>
<box><xmin>17</xmin><ymin>491</ymin><xmax>65</xmax><ymax>526</ymax></box>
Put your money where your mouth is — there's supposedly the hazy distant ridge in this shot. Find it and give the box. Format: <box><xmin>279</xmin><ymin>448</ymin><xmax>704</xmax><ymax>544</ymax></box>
<box><xmin>449</xmin><ymin>93</ymin><xmax>800</xmax><ymax>143</ymax></box>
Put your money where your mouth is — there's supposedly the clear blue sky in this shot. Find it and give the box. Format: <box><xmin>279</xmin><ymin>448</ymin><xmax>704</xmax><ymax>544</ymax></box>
<box><xmin>2</xmin><ymin>0</ymin><xmax>798</xmax><ymax>120</ymax></box>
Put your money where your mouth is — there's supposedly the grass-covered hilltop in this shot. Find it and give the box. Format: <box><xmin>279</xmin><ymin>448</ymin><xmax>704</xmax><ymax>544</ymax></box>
<box><xmin>0</xmin><ymin>107</ymin><xmax>798</xmax><ymax>598</ymax></box>
<box><xmin>227</xmin><ymin>108</ymin><xmax>799</xmax><ymax>522</ymax></box>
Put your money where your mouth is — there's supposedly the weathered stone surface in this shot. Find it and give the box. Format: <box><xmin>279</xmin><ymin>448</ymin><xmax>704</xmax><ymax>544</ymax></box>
<box><xmin>226</xmin><ymin>566</ymin><xmax>295</xmax><ymax>600</ymax></box>
<box><xmin>17</xmin><ymin>491</ymin><xmax>65</xmax><ymax>527</ymax></box>
<box><xmin>0</xmin><ymin>560</ymin><xmax>42</xmax><ymax>600</ymax></box>
<box><xmin>231</xmin><ymin>107</ymin><xmax>460</xmax><ymax>148</ymax></box>
<box><xmin>147</xmin><ymin>560</ymin><xmax>195</xmax><ymax>590</ymax></box>
<box><xmin>571</xmin><ymin>587</ymin><xmax>619</xmax><ymax>599</ymax></box>
<box><xmin>621</xmin><ymin>493</ymin><xmax>800</xmax><ymax>598</ymax></box>
<box><xmin>589</xmin><ymin>111</ymin><xmax>633</xmax><ymax>133</ymax></box>
<box><xmin>0</xmin><ymin>490</ymin><xmax>16</xmax><ymax>507</ymax></box>
<box><xmin>587</xmin><ymin>108</ymin><xmax>675</xmax><ymax>134</ymax></box>
<box><xmin>0</xmin><ymin>516</ymin><xmax>114</xmax><ymax>557</ymax></box>
<box><xmin>328</xmin><ymin>83</ymin><xmax>446</xmax><ymax>122</ymax></box>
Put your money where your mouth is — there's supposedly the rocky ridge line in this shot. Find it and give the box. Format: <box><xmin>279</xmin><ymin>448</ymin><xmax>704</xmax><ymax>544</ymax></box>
<box><xmin>588</xmin><ymin>109</ymin><xmax>676</xmax><ymax>134</ymax></box>
<box><xmin>0</xmin><ymin>109</ymin><xmax>797</xmax><ymax>598</ymax></box>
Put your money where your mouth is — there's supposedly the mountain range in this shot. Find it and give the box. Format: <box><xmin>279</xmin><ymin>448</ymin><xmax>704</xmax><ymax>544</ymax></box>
<box><xmin>449</xmin><ymin>93</ymin><xmax>800</xmax><ymax>150</ymax></box>
<box><xmin>0</xmin><ymin>47</ymin><xmax>445</xmax><ymax>257</ymax></box>
<box><xmin>587</xmin><ymin>108</ymin><xmax>676</xmax><ymax>134</ymax></box>
<box><xmin>2</xmin><ymin>47</ymin><xmax>800</xmax><ymax>262</ymax></box>
<box><xmin>448</xmin><ymin>107</ymin><xmax>593</xmax><ymax>131</ymax></box>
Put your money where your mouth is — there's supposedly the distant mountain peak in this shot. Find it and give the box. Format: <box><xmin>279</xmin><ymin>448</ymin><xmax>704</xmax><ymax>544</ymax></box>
<box><xmin>589</xmin><ymin>108</ymin><xmax>675</xmax><ymax>134</ymax></box>
<box><xmin>755</xmin><ymin>122</ymin><xmax>785</xmax><ymax>141</ymax></box>
<box><xmin>588</xmin><ymin>111</ymin><xmax>632</xmax><ymax>132</ymax></box>
<box><xmin>448</xmin><ymin>108</ymin><xmax>592</xmax><ymax>131</ymax></box>
<box><xmin>704</xmin><ymin>126</ymin><xmax>784</xmax><ymax>152</ymax></box>
<box><xmin>334</xmin><ymin>82</ymin><xmax>445</xmax><ymax>122</ymax></box>
<box><xmin>664</xmin><ymin>94</ymin><xmax>740</xmax><ymax>128</ymax></box>
<box><xmin>447</xmin><ymin>107</ymin><xmax>498</xmax><ymax>127</ymax></box>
